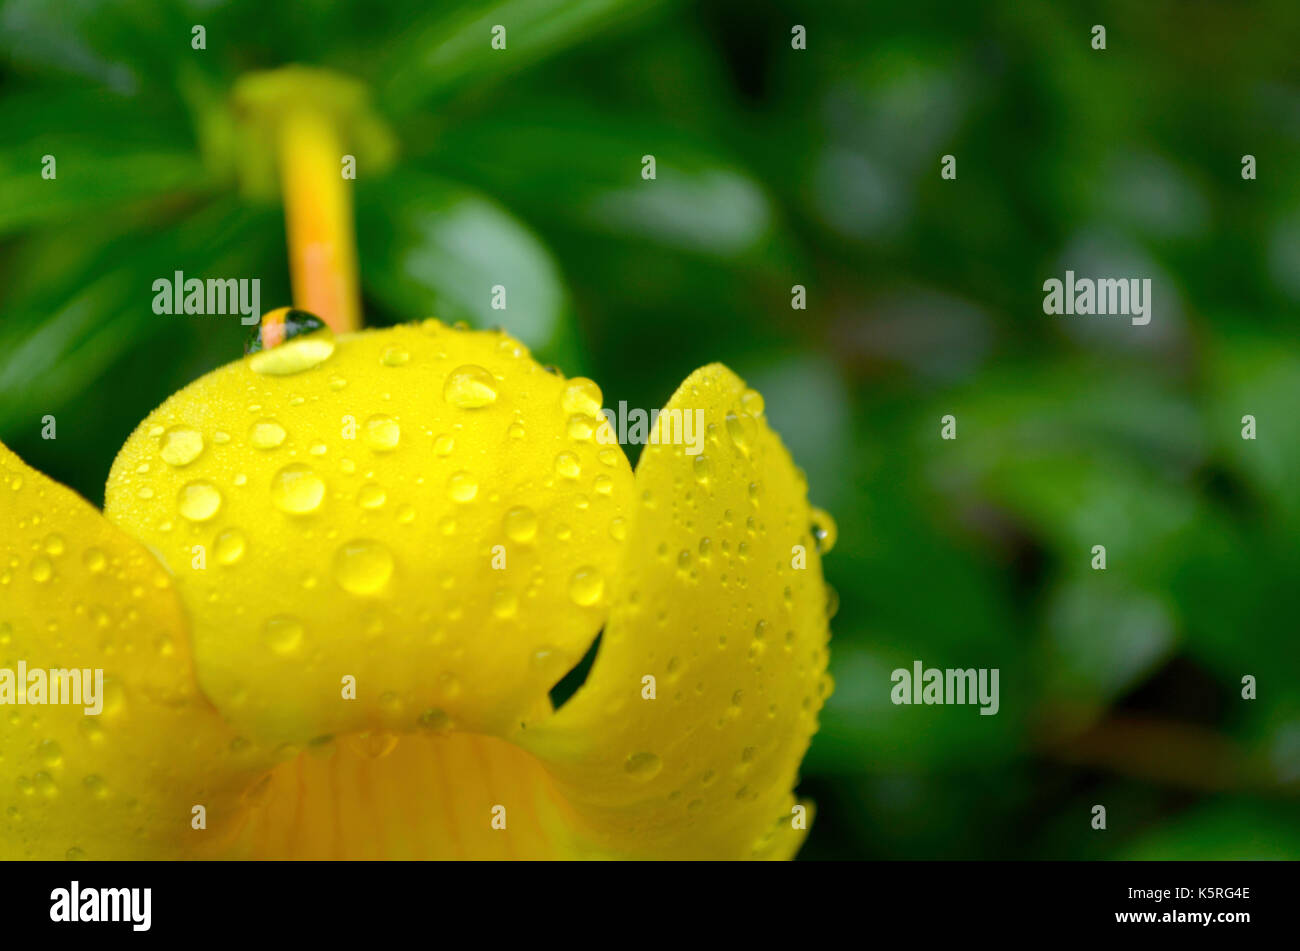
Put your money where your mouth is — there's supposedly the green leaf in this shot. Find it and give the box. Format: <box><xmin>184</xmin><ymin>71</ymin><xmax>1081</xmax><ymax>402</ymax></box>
<box><xmin>0</xmin><ymin>87</ymin><xmax>210</xmax><ymax>235</ymax></box>
<box><xmin>375</xmin><ymin>0</ymin><xmax>666</xmax><ymax>115</ymax></box>
<box><xmin>356</xmin><ymin>171</ymin><xmax>571</xmax><ymax>356</ymax></box>
<box><xmin>431</xmin><ymin>103</ymin><xmax>776</xmax><ymax>258</ymax></box>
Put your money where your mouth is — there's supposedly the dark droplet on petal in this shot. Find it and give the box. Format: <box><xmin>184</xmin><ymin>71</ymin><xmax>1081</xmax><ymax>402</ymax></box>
<box><xmin>245</xmin><ymin>307</ymin><xmax>329</xmax><ymax>355</ymax></box>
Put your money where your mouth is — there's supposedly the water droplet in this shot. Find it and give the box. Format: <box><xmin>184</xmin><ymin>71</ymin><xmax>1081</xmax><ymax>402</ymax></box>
<box><xmin>825</xmin><ymin>585</ymin><xmax>840</xmax><ymax>620</ymax></box>
<box><xmin>364</xmin><ymin>415</ymin><xmax>400</xmax><ymax>451</ymax></box>
<box><xmin>178</xmin><ymin>481</ymin><xmax>222</xmax><ymax>522</ymax></box>
<box><xmin>248</xmin><ymin>324</ymin><xmax>335</xmax><ymax>375</ymax></box>
<box><xmin>568</xmin><ymin>566</ymin><xmax>605</xmax><ymax>606</ymax></box>
<box><xmin>263</xmin><ymin>615</ymin><xmax>304</xmax><ymax>654</ymax></box>
<box><xmin>567</xmin><ymin>414</ymin><xmax>596</xmax><ymax>441</ymax></box>
<box><xmin>491</xmin><ymin>588</ymin><xmax>518</xmax><ymax>618</ymax></box>
<box><xmin>39</xmin><ymin>740</ymin><xmax>61</xmax><ymax>767</ymax></box>
<box><xmin>249</xmin><ymin>419</ymin><xmax>287</xmax><ymax>450</ymax></box>
<box><xmin>561</xmin><ymin>378</ymin><xmax>603</xmax><ymax>417</ymax></box>
<box><xmin>381</xmin><ymin>347</ymin><xmax>410</xmax><ymax>367</ymax></box>
<box><xmin>811</xmin><ymin>507</ymin><xmax>837</xmax><ymax>553</ymax></box>
<box><xmin>443</xmin><ymin>365</ymin><xmax>498</xmax><ymax>408</ymax></box>
<box><xmin>503</xmin><ymin>506</ymin><xmax>538</xmax><ymax>543</ymax></box>
<box><xmin>594</xmin><ymin>474</ymin><xmax>613</xmax><ymax>496</ymax></box>
<box><xmin>609</xmin><ymin>517</ymin><xmax>628</xmax><ymax>541</ymax></box>
<box><xmin>433</xmin><ymin>433</ymin><xmax>455</xmax><ymax>456</ymax></box>
<box><xmin>447</xmin><ymin>471</ymin><xmax>478</xmax><ymax>503</ymax></box>
<box><xmin>624</xmin><ymin>751</ymin><xmax>662</xmax><ymax>779</ymax></box>
<box><xmin>43</xmin><ymin>533</ymin><xmax>65</xmax><ymax>557</ymax></box>
<box><xmin>555</xmin><ymin>452</ymin><xmax>581</xmax><ymax>480</ymax></box>
<box><xmin>740</xmin><ymin>387</ymin><xmax>765</xmax><ymax>417</ymax></box>
<box><xmin>271</xmin><ymin>464</ymin><xmax>326</xmax><ymax>514</ymax></box>
<box><xmin>507</xmin><ymin>421</ymin><xmax>526</xmax><ymax>439</ymax></box>
<box><xmin>363</xmin><ymin>731</ymin><xmax>399</xmax><ymax>758</ymax></box>
<box><xmin>159</xmin><ymin>426</ymin><xmax>204</xmax><ymax>466</ymax></box>
<box><xmin>693</xmin><ymin>455</ymin><xmax>711</xmax><ymax>484</ymax></box>
<box><xmin>725</xmin><ymin>412</ymin><xmax>757</xmax><ymax>454</ymax></box>
<box><xmin>333</xmin><ymin>539</ymin><xmax>395</xmax><ymax>595</ymax></box>
<box><xmin>418</xmin><ymin>708</ymin><xmax>452</xmax><ymax>732</ymax></box>
<box><xmin>357</xmin><ymin>483</ymin><xmax>386</xmax><ymax>509</ymax></box>
<box><xmin>214</xmin><ymin>529</ymin><xmax>247</xmax><ymax>565</ymax></box>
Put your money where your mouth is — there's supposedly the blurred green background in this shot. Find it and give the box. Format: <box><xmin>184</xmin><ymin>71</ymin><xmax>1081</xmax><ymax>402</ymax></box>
<box><xmin>2</xmin><ymin>0</ymin><xmax>1298</xmax><ymax>858</ymax></box>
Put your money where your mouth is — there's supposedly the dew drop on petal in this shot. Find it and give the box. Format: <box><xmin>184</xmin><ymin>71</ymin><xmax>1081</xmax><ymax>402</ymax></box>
<box><xmin>263</xmin><ymin>615</ymin><xmax>304</xmax><ymax>655</ymax></box>
<box><xmin>271</xmin><ymin>464</ymin><xmax>325</xmax><ymax>514</ymax></box>
<box><xmin>568</xmin><ymin>566</ymin><xmax>605</xmax><ymax>606</ymax></box>
<box><xmin>810</xmin><ymin>507</ymin><xmax>838</xmax><ymax>554</ymax></box>
<box><xmin>159</xmin><ymin>426</ymin><xmax>205</xmax><ymax>467</ymax></box>
<box><xmin>332</xmin><ymin>539</ymin><xmax>395</xmax><ymax>595</ymax></box>
<box><xmin>503</xmin><ymin>506</ymin><xmax>538</xmax><ymax>543</ymax></box>
<box><xmin>561</xmin><ymin>378</ymin><xmax>603</xmax><ymax>417</ymax></box>
<box><xmin>357</xmin><ymin>483</ymin><xmax>386</xmax><ymax>509</ymax></box>
<box><xmin>740</xmin><ymin>387</ymin><xmax>765</xmax><ymax>417</ymax></box>
<box><xmin>364</xmin><ymin>415</ymin><xmax>400</xmax><ymax>451</ymax></box>
<box><xmin>443</xmin><ymin>365</ymin><xmax>498</xmax><ymax>408</ymax></box>
<box><xmin>624</xmin><ymin>751</ymin><xmax>662</xmax><ymax>779</ymax></box>
<box><xmin>555</xmin><ymin>452</ymin><xmax>581</xmax><ymax>480</ymax></box>
<box><xmin>249</xmin><ymin>419</ymin><xmax>287</xmax><ymax>450</ymax></box>
<box><xmin>178</xmin><ymin>481</ymin><xmax>222</xmax><ymax>522</ymax></box>
<box><xmin>447</xmin><ymin>471</ymin><xmax>478</xmax><ymax>503</ymax></box>
<box><xmin>214</xmin><ymin>529</ymin><xmax>247</xmax><ymax>565</ymax></box>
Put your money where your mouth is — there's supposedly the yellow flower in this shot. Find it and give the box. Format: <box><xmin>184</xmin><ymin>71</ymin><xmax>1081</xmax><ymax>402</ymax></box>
<box><xmin>0</xmin><ymin>320</ymin><xmax>834</xmax><ymax>859</ymax></box>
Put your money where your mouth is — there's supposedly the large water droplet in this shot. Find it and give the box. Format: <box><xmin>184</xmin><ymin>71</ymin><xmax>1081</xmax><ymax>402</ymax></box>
<box><xmin>332</xmin><ymin>539</ymin><xmax>395</xmax><ymax>595</ymax></box>
<box><xmin>567</xmin><ymin>414</ymin><xmax>596</xmax><ymax>441</ymax></box>
<box><xmin>263</xmin><ymin>615</ymin><xmax>304</xmax><ymax>654</ymax></box>
<box><xmin>624</xmin><ymin>751</ymin><xmax>662</xmax><ymax>779</ymax></box>
<box><xmin>555</xmin><ymin>452</ymin><xmax>581</xmax><ymax>480</ymax></box>
<box><xmin>740</xmin><ymin>387</ymin><xmax>765</xmax><ymax>417</ymax></box>
<box><xmin>364</xmin><ymin>415</ymin><xmax>400</xmax><ymax>451</ymax></box>
<box><xmin>178</xmin><ymin>481</ymin><xmax>222</xmax><ymax>522</ymax></box>
<box><xmin>159</xmin><ymin>426</ymin><xmax>205</xmax><ymax>466</ymax></box>
<box><xmin>249</xmin><ymin>419</ymin><xmax>287</xmax><ymax>450</ymax></box>
<box><xmin>561</xmin><ymin>378</ymin><xmax>603</xmax><ymax>417</ymax></box>
<box><xmin>29</xmin><ymin>553</ymin><xmax>51</xmax><ymax>582</ymax></box>
<box><xmin>248</xmin><ymin>323</ymin><xmax>335</xmax><ymax>376</ymax></box>
<box><xmin>357</xmin><ymin>483</ymin><xmax>386</xmax><ymax>509</ymax></box>
<box><xmin>271</xmin><ymin>464</ymin><xmax>326</xmax><ymax>514</ymax></box>
<box><xmin>810</xmin><ymin>507</ymin><xmax>837</xmax><ymax>554</ymax></box>
<box><xmin>725</xmin><ymin>412</ymin><xmax>757</xmax><ymax>454</ymax></box>
<box><xmin>503</xmin><ymin>506</ymin><xmax>538</xmax><ymax>543</ymax></box>
<box><xmin>568</xmin><ymin>566</ymin><xmax>605</xmax><ymax>606</ymax></box>
<box><xmin>447</xmin><ymin>471</ymin><xmax>478</xmax><ymax>503</ymax></box>
<box><xmin>443</xmin><ymin>365</ymin><xmax>498</xmax><ymax>408</ymax></box>
<box><xmin>214</xmin><ymin>529</ymin><xmax>247</xmax><ymax>565</ymax></box>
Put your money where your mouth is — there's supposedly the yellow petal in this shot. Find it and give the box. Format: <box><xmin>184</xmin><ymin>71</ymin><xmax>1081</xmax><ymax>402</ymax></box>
<box><xmin>225</xmin><ymin>731</ymin><xmax>587</xmax><ymax>859</ymax></box>
<box><xmin>104</xmin><ymin>322</ymin><xmax>634</xmax><ymax>749</ymax></box>
<box><xmin>0</xmin><ymin>441</ymin><xmax>270</xmax><ymax>859</ymax></box>
<box><xmin>521</xmin><ymin>364</ymin><xmax>833</xmax><ymax>859</ymax></box>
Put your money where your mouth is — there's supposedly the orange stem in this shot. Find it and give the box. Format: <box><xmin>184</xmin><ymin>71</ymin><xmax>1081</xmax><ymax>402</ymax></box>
<box><xmin>277</xmin><ymin>108</ymin><xmax>360</xmax><ymax>332</ymax></box>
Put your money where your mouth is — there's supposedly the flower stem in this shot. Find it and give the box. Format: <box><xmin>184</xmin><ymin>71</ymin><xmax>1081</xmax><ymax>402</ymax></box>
<box><xmin>277</xmin><ymin>107</ymin><xmax>361</xmax><ymax>333</ymax></box>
